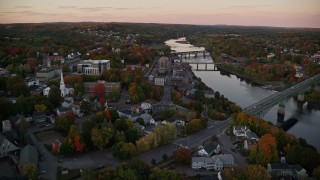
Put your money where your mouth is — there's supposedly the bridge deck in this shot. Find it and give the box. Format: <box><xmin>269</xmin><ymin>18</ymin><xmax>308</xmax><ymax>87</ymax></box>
<box><xmin>243</xmin><ymin>74</ymin><xmax>320</xmax><ymax>117</ymax></box>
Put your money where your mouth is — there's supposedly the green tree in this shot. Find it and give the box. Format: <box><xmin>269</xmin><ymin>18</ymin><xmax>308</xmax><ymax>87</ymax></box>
<box><xmin>21</xmin><ymin>162</ymin><xmax>37</xmax><ymax>180</ymax></box>
<box><xmin>81</xmin><ymin>120</ymin><xmax>94</xmax><ymax>150</ymax></box>
<box><xmin>48</xmin><ymin>86</ymin><xmax>61</xmax><ymax>106</ymax></box>
<box><xmin>126</xmin><ymin>125</ymin><xmax>142</xmax><ymax>143</ymax></box>
<box><xmin>81</xmin><ymin>168</ymin><xmax>97</xmax><ymax>180</ymax></box>
<box><xmin>160</xmin><ymin>108</ymin><xmax>176</xmax><ymax>120</ymax></box>
<box><xmin>80</xmin><ymin>100</ymin><xmax>91</xmax><ymax>115</ymax></box>
<box><xmin>221</xmin><ymin>164</ymin><xmax>269</xmax><ymax>180</ymax></box>
<box><xmin>12</xmin><ymin>82</ymin><xmax>30</xmax><ymax>97</ymax></box>
<box><xmin>91</xmin><ymin>127</ymin><xmax>113</xmax><ymax>150</ymax></box>
<box><xmin>54</xmin><ymin>112</ymin><xmax>75</xmax><ymax>136</ymax></box>
<box><xmin>6</xmin><ymin>76</ymin><xmax>24</xmax><ymax>94</ymax></box>
<box><xmin>149</xmin><ymin>168</ymin><xmax>183</xmax><ymax>180</ymax></box>
<box><xmin>17</xmin><ymin>117</ymin><xmax>28</xmax><ymax>142</ymax></box>
<box><xmin>313</xmin><ymin>166</ymin><xmax>320</xmax><ymax>180</ymax></box>
<box><xmin>112</xmin><ymin>141</ymin><xmax>137</xmax><ymax>160</ymax></box>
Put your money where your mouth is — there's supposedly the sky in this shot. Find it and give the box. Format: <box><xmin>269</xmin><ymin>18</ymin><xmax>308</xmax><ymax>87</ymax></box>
<box><xmin>0</xmin><ymin>0</ymin><xmax>320</xmax><ymax>28</ymax></box>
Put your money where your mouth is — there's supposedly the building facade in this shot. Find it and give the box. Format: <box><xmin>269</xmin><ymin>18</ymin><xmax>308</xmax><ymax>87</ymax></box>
<box><xmin>75</xmin><ymin>60</ymin><xmax>110</xmax><ymax>75</ymax></box>
<box><xmin>84</xmin><ymin>81</ymin><xmax>120</xmax><ymax>95</ymax></box>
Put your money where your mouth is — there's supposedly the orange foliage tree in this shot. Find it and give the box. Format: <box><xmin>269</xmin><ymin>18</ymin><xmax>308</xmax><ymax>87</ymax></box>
<box><xmin>173</xmin><ymin>147</ymin><xmax>192</xmax><ymax>165</ymax></box>
<box><xmin>249</xmin><ymin>133</ymin><xmax>278</xmax><ymax>166</ymax></box>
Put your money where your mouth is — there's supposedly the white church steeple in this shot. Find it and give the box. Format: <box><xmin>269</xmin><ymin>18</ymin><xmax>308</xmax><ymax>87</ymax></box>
<box><xmin>60</xmin><ymin>70</ymin><xmax>66</xmax><ymax>97</ymax></box>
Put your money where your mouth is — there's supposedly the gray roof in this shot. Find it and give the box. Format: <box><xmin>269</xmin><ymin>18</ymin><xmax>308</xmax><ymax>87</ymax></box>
<box><xmin>269</xmin><ymin>163</ymin><xmax>291</xmax><ymax>170</ymax></box>
<box><xmin>212</xmin><ymin>154</ymin><xmax>234</xmax><ymax>164</ymax></box>
<box><xmin>19</xmin><ymin>144</ymin><xmax>38</xmax><ymax>168</ymax></box>
<box><xmin>246</xmin><ymin>131</ymin><xmax>259</xmax><ymax>139</ymax></box>
<box><xmin>192</xmin><ymin>157</ymin><xmax>214</xmax><ymax>164</ymax></box>
<box><xmin>234</xmin><ymin>125</ymin><xmax>250</xmax><ymax>131</ymax></box>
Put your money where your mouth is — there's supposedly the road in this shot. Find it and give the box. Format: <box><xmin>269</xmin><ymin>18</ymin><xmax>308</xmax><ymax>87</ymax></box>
<box><xmin>27</xmin><ymin>127</ymin><xmax>57</xmax><ymax>180</ymax></box>
<box><xmin>138</xmin><ymin>118</ymin><xmax>232</xmax><ymax>165</ymax></box>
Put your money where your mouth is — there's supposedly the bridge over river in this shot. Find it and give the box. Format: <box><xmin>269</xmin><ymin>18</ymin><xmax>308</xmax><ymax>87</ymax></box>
<box><xmin>243</xmin><ymin>74</ymin><xmax>320</xmax><ymax>119</ymax></box>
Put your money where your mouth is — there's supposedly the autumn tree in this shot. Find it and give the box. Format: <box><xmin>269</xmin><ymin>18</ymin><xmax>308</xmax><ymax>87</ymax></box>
<box><xmin>112</xmin><ymin>141</ymin><xmax>137</xmax><ymax>160</ymax></box>
<box><xmin>54</xmin><ymin>111</ymin><xmax>76</xmax><ymax>136</ymax></box>
<box><xmin>91</xmin><ymin>126</ymin><xmax>113</xmax><ymax>150</ymax></box>
<box><xmin>93</xmin><ymin>83</ymin><xmax>106</xmax><ymax>98</ymax></box>
<box><xmin>22</xmin><ymin>163</ymin><xmax>37</xmax><ymax>180</ymax></box>
<box><xmin>221</xmin><ymin>164</ymin><xmax>269</xmax><ymax>180</ymax></box>
<box><xmin>173</xmin><ymin>147</ymin><xmax>192</xmax><ymax>165</ymax></box>
<box><xmin>35</xmin><ymin>104</ymin><xmax>47</xmax><ymax>112</ymax></box>
<box><xmin>249</xmin><ymin>133</ymin><xmax>278</xmax><ymax>166</ymax></box>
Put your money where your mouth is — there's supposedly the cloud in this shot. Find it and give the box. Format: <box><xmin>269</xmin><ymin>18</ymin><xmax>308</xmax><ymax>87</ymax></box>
<box><xmin>15</xmin><ymin>5</ymin><xmax>33</xmax><ymax>9</ymax></box>
<box><xmin>58</xmin><ymin>5</ymin><xmax>78</xmax><ymax>9</ymax></box>
<box><xmin>230</xmin><ymin>5</ymin><xmax>271</xmax><ymax>9</ymax></box>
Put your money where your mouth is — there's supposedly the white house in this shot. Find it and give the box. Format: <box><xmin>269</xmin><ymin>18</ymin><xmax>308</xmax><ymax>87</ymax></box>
<box><xmin>25</xmin><ymin>77</ymin><xmax>39</xmax><ymax>87</ymax></box>
<box><xmin>212</xmin><ymin>154</ymin><xmax>234</xmax><ymax>171</ymax></box>
<box><xmin>192</xmin><ymin>157</ymin><xmax>214</xmax><ymax>170</ymax></box>
<box><xmin>61</xmin><ymin>97</ymin><xmax>74</xmax><ymax>108</ymax></box>
<box><xmin>154</xmin><ymin>77</ymin><xmax>165</xmax><ymax>86</ymax></box>
<box><xmin>43</xmin><ymin>87</ymin><xmax>51</xmax><ymax>96</ymax></box>
<box><xmin>0</xmin><ymin>134</ymin><xmax>19</xmax><ymax>158</ymax></box>
<box><xmin>2</xmin><ymin>120</ymin><xmax>12</xmax><ymax>132</ymax></box>
<box><xmin>57</xmin><ymin>107</ymin><xmax>69</xmax><ymax>116</ymax></box>
<box><xmin>192</xmin><ymin>154</ymin><xmax>234</xmax><ymax>171</ymax></box>
<box><xmin>267</xmin><ymin>163</ymin><xmax>308</xmax><ymax>179</ymax></box>
<box><xmin>148</xmin><ymin>75</ymin><xmax>154</xmax><ymax>82</ymax></box>
<box><xmin>197</xmin><ymin>143</ymin><xmax>221</xmax><ymax>157</ymax></box>
<box><xmin>233</xmin><ymin>125</ymin><xmax>250</xmax><ymax>137</ymax></box>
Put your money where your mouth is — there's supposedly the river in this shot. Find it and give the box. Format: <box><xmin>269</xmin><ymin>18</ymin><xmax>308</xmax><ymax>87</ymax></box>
<box><xmin>165</xmin><ymin>38</ymin><xmax>320</xmax><ymax>150</ymax></box>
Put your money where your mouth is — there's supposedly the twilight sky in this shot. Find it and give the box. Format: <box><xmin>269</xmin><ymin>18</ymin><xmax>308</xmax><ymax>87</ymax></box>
<box><xmin>0</xmin><ymin>0</ymin><xmax>319</xmax><ymax>28</ymax></box>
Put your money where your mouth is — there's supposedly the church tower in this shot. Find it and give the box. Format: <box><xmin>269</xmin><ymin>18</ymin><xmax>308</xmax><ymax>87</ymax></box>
<box><xmin>60</xmin><ymin>71</ymin><xmax>66</xmax><ymax>97</ymax></box>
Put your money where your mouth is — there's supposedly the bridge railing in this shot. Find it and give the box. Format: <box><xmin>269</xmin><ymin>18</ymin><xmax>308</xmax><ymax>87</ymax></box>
<box><xmin>243</xmin><ymin>74</ymin><xmax>320</xmax><ymax>116</ymax></box>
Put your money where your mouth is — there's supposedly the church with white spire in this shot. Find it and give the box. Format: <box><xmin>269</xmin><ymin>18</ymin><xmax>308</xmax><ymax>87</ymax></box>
<box><xmin>60</xmin><ymin>71</ymin><xmax>68</xmax><ymax>97</ymax></box>
<box><xmin>42</xmin><ymin>70</ymin><xmax>74</xmax><ymax>97</ymax></box>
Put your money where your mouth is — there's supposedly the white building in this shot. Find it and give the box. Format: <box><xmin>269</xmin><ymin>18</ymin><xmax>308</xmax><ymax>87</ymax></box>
<box><xmin>192</xmin><ymin>157</ymin><xmax>214</xmax><ymax>170</ymax></box>
<box><xmin>43</xmin><ymin>87</ymin><xmax>51</xmax><ymax>96</ymax></box>
<box><xmin>25</xmin><ymin>77</ymin><xmax>39</xmax><ymax>87</ymax></box>
<box><xmin>43</xmin><ymin>71</ymin><xmax>73</xmax><ymax>97</ymax></box>
<box><xmin>212</xmin><ymin>154</ymin><xmax>234</xmax><ymax>171</ymax></box>
<box><xmin>76</xmin><ymin>59</ymin><xmax>110</xmax><ymax>75</ymax></box>
<box><xmin>154</xmin><ymin>77</ymin><xmax>165</xmax><ymax>86</ymax></box>
<box><xmin>2</xmin><ymin>120</ymin><xmax>12</xmax><ymax>132</ymax></box>
<box><xmin>191</xmin><ymin>154</ymin><xmax>234</xmax><ymax>171</ymax></box>
<box><xmin>233</xmin><ymin>125</ymin><xmax>250</xmax><ymax>137</ymax></box>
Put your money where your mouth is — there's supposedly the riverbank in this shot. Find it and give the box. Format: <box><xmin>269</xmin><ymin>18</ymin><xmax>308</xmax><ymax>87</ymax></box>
<box><xmin>216</xmin><ymin>64</ymin><xmax>285</xmax><ymax>91</ymax></box>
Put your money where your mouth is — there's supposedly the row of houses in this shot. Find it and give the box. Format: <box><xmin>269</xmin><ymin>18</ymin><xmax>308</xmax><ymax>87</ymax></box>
<box><xmin>0</xmin><ymin>134</ymin><xmax>39</xmax><ymax>173</ymax></box>
<box><xmin>191</xmin><ymin>143</ymin><xmax>234</xmax><ymax>171</ymax></box>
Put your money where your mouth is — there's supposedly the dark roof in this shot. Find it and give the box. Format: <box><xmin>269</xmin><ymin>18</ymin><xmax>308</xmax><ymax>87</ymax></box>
<box><xmin>19</xmin><ymin>144</ymin><xmax>38</xmax><ymax>168</ymax></box>
<box><xmin>204</xmin><ymin>143</ymin><xmax>219</xmax><ymax>155</ymax></box>
<box><xmin>269</xmin><ymin>163</ymin><xmax>291</xmax><ymax>170</ymax></box>
<box><xmin>65</xmin><ymin>84</ymin><xmax>74</xmax><ymax>88</ymax></box>
<box><xmin>1</xmin><ymin>130</ymin><xmax>18</xmax><ymax>142</ymax></box>
<box><xmin>291</xmin><ymin>164</ymin><xmax>304</xmax><ymax>171</ymax></box>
